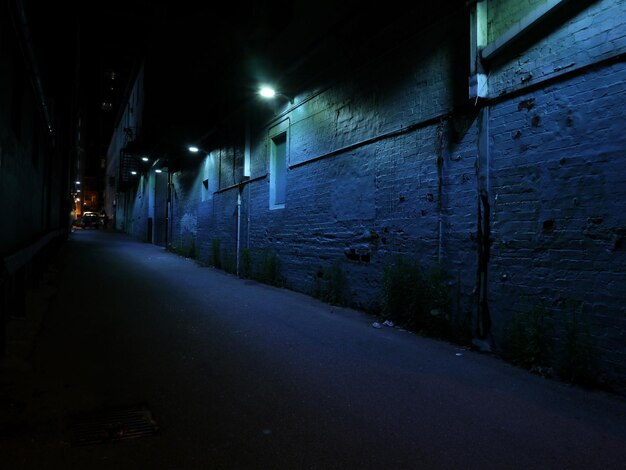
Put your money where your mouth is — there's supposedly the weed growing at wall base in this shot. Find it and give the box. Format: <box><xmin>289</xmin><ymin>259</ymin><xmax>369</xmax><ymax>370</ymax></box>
<box><xmin>500</xmin><ymin>302</ymin><xmax>554</xmax><ymax>376</ymax></box>
<box><xmin>379</xmin><ymin>257</ymin><xmax>462</xmax><ymax>341</ymax></box>
<box><xmin>312</xmin><ymin>260</ymin><xmax>348</xmax><ymax>306</ymax></box>
<box><xmin>499</xmin><ymin>298</ymin><xmax>610</xmax><ymax>390</ymax></box>
<box><xmin>256</xmin><ymin>249</ymin><xmax>282</xmax><ymax>287</ymax></box>
<box><xmin>211</xmin><ymin>238</ymin><xmax>221</xmax><ymax>269</ymax></box>
<box><xmin>557</xmin><ymin>302</ymin><xmax>602</xmax><ymax>388</ymax></box>
<box><xmin>180</xmin><ymin>235</ymin><xmax>197</xmax><ymax>259</ymax></box>
<box><xmin>240</xmin><ymin>248</ymin><xmax>252</xmax><ymax>279</ymax></box>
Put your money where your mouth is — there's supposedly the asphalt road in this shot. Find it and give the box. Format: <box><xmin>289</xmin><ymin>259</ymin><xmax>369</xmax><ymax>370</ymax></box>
<box><xmin>2</xmin><ymin>230</ymin><xmax>626</xmax><ymax>469</ymax></box>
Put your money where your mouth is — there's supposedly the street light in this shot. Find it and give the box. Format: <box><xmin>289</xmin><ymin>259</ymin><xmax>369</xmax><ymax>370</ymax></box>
<box><xmin>258</xmin><ymin>85</ymin><xmax>294</xmax><ymax>104</ymax></box>
<box><xmin>188</xmin><ymin>145</ymin><xmax>211</xmax><ymax>155</ymax></box>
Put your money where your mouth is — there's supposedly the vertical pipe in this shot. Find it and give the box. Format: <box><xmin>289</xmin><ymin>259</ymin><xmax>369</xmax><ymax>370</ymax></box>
<box><xmin>236</xmin><ymin>191</ymin><xmax>241</xmax><ymax>276</ymax></box>
<box><xmin>475</xmin><ymin>107</ymin><xmax>492</xmax><ymax>345</ymax></box>
<box><xmin>165</xmin><ymin>171</ymin><xmax>170</xmax><ymax>249</ymax></box>
<box><xmin>436</xmin><ymin>120</ymin><xmax>445</xmax><ymax>264</ymax></box>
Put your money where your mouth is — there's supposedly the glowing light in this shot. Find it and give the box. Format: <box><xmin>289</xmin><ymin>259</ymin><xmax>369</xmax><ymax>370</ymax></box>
<box><xmin>131</xmin><ymin>171</ymin><xmax>137</xmax><ymax>175</ymax></box>
<box><xmin>75</xmin><ymin>181</ymin><xmax>81</xmax><ymax>185</ymax></box>
<box><xmin>141</xmin><ymin>157</ymin><xmax>149</xmax><ymax>162</ymax></box>
<box><xmin>259</xmin><ymin>86</ymin><xmax>276</xmax><ymax>98</ymax></box>
<box><xmin>155</xmin><ymin>169</ymin><xmax>162</xmax><ymax>173</ymax></box>
<box><xmin>188</xmin><ymin>146</ymin><xmax>199</xmax><ymax>153</ymax></box>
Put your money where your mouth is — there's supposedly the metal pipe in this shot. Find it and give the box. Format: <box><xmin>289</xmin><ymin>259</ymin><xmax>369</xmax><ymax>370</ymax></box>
<box><xmin>236</xmin><ymin>191</ymin><xmax>241</xmax><ymax>276</ymax></box>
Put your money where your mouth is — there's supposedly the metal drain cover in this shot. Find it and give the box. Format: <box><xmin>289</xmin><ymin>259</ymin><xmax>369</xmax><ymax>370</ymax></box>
<box><xmin>69</xmin><ymin>405</ymin><xmax>158</xmax><ymax>446</ymax></box>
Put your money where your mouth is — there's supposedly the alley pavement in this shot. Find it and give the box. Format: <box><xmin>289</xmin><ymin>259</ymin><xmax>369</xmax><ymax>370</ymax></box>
<box><xmin>1</xmin><ymin>230</ymin><xmax>626</xmax><ymax>469</ymax></box>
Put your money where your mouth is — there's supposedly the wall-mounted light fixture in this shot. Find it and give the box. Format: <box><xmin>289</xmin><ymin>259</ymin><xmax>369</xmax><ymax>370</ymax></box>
<box><xmin>141</xmin><ymin>156</ymin><xmax>149</xmax><ymax>162</ymax></box>
<box><xmin>188</xmin><ymin>145</ymin><xmax>211</xmax><ymax>155</ymax></box>
<box><xmin>258</xmin><ymin>85</ymin><xmax>294</xmax><ymax>104</ymax></box>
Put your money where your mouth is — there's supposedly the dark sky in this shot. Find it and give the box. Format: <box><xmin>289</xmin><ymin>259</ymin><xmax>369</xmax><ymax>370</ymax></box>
<box><xmin>21</xmin><ymin>0</ymin><xmax>299</xmax><ymax>156</ymax></box>
<box><xmin>20</xmin><ymin>0</ymin><xmax>465</xmax><ymax>159</ymax></box>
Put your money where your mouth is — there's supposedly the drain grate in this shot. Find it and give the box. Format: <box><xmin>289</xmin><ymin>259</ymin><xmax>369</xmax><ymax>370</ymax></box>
<box><xmin>69</xmin><ymin>405</ymin><xmax>159</xmax><ymax>446</ymax></box>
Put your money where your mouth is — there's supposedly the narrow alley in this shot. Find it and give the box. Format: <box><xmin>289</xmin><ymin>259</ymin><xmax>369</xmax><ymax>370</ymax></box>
<box><xmin>2</xmin><ymin>231</ymin><xmax>626</xmax><ymax>469</ymax></box>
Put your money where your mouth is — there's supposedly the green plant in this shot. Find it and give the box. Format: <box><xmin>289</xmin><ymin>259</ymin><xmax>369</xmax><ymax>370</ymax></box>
<box><xmin>380</xmin><ymin>256</ymin><xmax>427</xmax><ymax>328</ymax></box>
<box><xmin>257</xmin><ymin>249</ymin><xmax>281</xmax><ymax>286</ymax></box>
<box><xmin>423</xmin><ymin>264</ymin><xmax>455</xmax><ymax>339</ymax></box>
<box><xmin>557</xmin><ymin>303</ymin><xmax>600</xmax><ymax>387</ymax></box>
<box><xmin>211</xmin><ymin>238</ymin><xmax>221</xmax><ymax>269</ymax></box>
<box><xmin>501</xmin><ymin>303</ymin><xmax>554</xmax><ymax>374</ymax></box>
<box><xmin>312</xmin><ymin>260</ymin><xmax>348</xmax><ymax>306</ymax></box>
<box><xmin>182</xmin><ymin>235</ymin><xmax>197</xmax><ymax>259</ymax></box>
<box><xmin>240</xmin><ymin>248</ymin><xmax>252</xmax><ymax>278</ymax></box>
<box><xmin>222</xmin><ymin>250</ymin><xmax>236</xmax><ymax>274</ymax></box>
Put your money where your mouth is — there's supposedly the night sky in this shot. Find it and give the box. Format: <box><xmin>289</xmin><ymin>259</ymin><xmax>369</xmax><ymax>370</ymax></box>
<box><xmin>20</xmin><ymin>1</ymin><xmax>462</xmax><ymax>164</ymax></box>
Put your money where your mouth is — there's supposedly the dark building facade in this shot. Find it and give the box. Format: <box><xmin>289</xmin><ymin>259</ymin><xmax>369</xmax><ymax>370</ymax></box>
<box><xmin>0</xmin><ymin>1</ymin><xmax>74</xmax><ymax>352</ymax></box>
<box><xmin>110</xmin><ymin>0</ymin><xmax>626</xmax><ymax>392</ymax></box>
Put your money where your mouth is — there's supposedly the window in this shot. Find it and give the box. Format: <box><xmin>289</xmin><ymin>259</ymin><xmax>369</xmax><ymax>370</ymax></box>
<box><xmin>201</xmin><ymin>155</ymin><xmax>210</xmax><ymax>202</ymax></box>
<box><xmin>244</xmin><ymin>122</ymin><xmax>251</xmax><ymax>177</ymax></box>
<box><xmin>270</xmin><ymin>132</ymin><xmax>286</xmax><ymax>209</ymax></box>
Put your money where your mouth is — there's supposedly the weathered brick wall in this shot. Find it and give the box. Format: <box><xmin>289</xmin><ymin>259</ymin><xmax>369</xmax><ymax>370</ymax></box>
<box><xmin>122</xmin><ymin>0</ymin><xmax>626</xmax><ymax>388</ymax></box>
<box><xmin>489</xmin><ymin>76</ymin><xmax>626</xmax><ymax>379</ymax></box>
<box><xmin>487</xmin><ymin>0</ymin><xmax>549</xmax><ymax>43</ymax></box>
<box><xmin>486</xmin><ymin>0</ymin><xmax>626</xmax><ymax>385</ymax></box>
<box><xmin>192</xmin><ymin>146</ymin><xmax>248</xmax><ymax>270</ymax></box>
<box><xmin>171</xmin><ymin>162</ymin><xmax>203</xmax><ymax>256</ymax></box>
<box><xmin>0</xmin><ymin>15</ymin><xmax>59</xmax><ymax>253</ymax></box>
<box><xmin>488</xmin><ymin>0</ymin><xmax>626</xmax><ymax>96</ymax></box>
<box><xmin>238</xmin><ymin>12</ymin><xmax>474</xmax><ymax>312</ymax></box>
<box><xmin>127</xmin><ymin>176</ymin><xmax>149</xmax><ymax>241</ymax></box>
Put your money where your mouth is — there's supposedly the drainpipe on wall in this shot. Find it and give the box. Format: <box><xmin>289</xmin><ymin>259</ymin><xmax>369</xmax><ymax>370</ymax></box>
<box><xmin>236</xmin><ymin>191</ymin><xmax>241</xmax><ymax>276</ymax></box>
<box><xmin>165</xmin><ymin>171</ymin><xmax>171</xmax><ymax>249</ymax></box>
<box><xmin>436</xmin><ymin>119</ymin><xmax>447</xmax><ymax>264</ymax></box>
<box><xmin>470</xmin><ymin>0</ymin><xmax>493</xmax><ymax>352</ymax></box>
<box><xmin>474</xmin><ymin>108</ymin><xmax>492</xmax><ymax>352</ymax></box>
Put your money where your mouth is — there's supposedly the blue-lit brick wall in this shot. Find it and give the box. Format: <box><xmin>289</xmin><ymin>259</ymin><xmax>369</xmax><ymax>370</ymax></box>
<box><xmin>239</xmin><ymin>14</ymin><xmax>474</xmax><ymax>312</ymax></box>
<box><xmin>485</xmin><ymin>0</ymin><xmax>626</xmax><ymax>386</ymax></box>
<box><xmin>488</xmin><ymin>0</ymin><xmax>626</xmax><ymax>96</ymax></box>
<box><xmin>124</xmin><ymin>0</ymin><xmax>626</xmax><ymax>388</ymax></box>
<box><xmin>489</xmin><ymin>62</ymin><xmax>626</xmax><ymax>380</ymax></box>
<box><xmin>171</xmin><ymin>164</ymin><xmax>202</xmax><ymax>257</ymax></box>
<box><xmin>127</xmin><ymin>177</ymin><xmax>149</xmax><ymax>241</ymax></box>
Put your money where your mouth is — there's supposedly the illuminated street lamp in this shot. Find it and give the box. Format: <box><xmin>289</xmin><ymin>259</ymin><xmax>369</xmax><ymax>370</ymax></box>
<box><xmin>258</xmin><ymin>85</ymin><xmax>293</xmax><ymax>104</ymax></box>
<box><xmin>188</xmin><ymin>145</ymin><xmax>211</xmax><ymax>155</ymax></box>
<box><xmin>259</xmin><ymin>86</ymin><xmax>276</xmax><ymax>98</ymax></box>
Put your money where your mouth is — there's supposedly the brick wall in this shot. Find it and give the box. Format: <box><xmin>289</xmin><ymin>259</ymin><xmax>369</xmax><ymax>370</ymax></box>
<box><xmin>489</xmin><ymin>62</ymin><xmax>626</xmax><ymax>382</ymax></box>
<box><xmin>484</xmin><ymin>0</ymin><xmax>626</xmax><ymax>385</ymax></box>
<box><xmin>120</xmin><ymin>0</ymin><xmax>626</xmax><ymax>389</ymax></box>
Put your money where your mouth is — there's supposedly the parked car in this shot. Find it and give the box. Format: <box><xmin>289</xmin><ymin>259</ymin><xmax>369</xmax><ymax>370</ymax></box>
<box><xmin>78</xmin><ymin>211</ymin><xmax>101</xmax><ymax>229</ymax></box>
